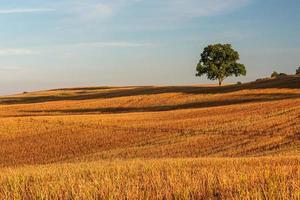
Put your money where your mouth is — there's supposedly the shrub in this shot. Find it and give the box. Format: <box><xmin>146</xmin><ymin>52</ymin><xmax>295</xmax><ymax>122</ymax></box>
<box><xmin>271</xmin><ymin>71</ymin><xmax>279</xmax><ymax>78</ymax></box>
<box><xmin>271</xmin><ymin>72</ymin><xmax>288</xmax><ymax>78</ymax></box>
<box><xmin>296</xmin><ymin>67</ymin><xmax>300</xmax><ymax>75</ymax></box>
<box><xmin>256</xmin><ymin>78</ymin><xmax>270</xmax><ymax>82</ymax></box>
<box><xmin>237</xmin><ymin>81</ymin><xmax>242</xmax><ymax>85</ymax></box>
<box><xmin>278</xmin><ymin>73</ymin><xmax>288</xmax><ymax>77</ymax></box>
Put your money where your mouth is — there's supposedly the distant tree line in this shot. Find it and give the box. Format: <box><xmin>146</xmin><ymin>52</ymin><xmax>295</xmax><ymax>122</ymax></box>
<box><xmin>271</xmin><ymin>66</ymin><xmax>300</xmax><ymax>78</ymax></box>
<box><xmin>271</xmin><ymin>71</ymin><xmax>287</xmax><ymax>78</ymax></box>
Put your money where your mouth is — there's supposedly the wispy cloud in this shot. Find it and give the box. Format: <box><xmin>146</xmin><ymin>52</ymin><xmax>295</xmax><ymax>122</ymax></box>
<box><xmin>57</xmin><ymin>0</ymin><xmax>251</xmax><ymax>26</ymax></box>
<box><xmin>0</xmin><ymin>8</ymin><xmax>55</xmax><ymax>14</ymax></box>
<box><xmin>67</xmin><ymin>3</ymin><xmax>113</xmax><ymax>21</ymax></box>
<box><xmin>0</xmin><ymin>48</ymin><xmax>36</xmax><ymax>56</ymax></box>
<box><xmin>59</xmin><ymin>0</ymin><xmax>143</xmax><ymax>22</ymax></box>
<box><xmin>72</xmin><ymin>42</ymin><xmax>154</xmax><ymax>48</ymax></box>
<box><xmin>0</xmin><ymin>42</ymin><xmax>152</xmax><ymax>58</ymax></box>
<box><xmin>0</xmin><ymin>1</ymin><xmax>250</xmax><ymax>19</ymax></box>
<box><xmin>166</xmin><ymin>0</ymin><xmax>251</xmax><ymax>18</ymax></box>
<box><xmin>0</xmin><ymin>65</ymin><xmax>23</xmax><ymax>71</ymax></box>
<box><xmin>84</xmin><ymin>3</ymin><xmax>113</xmax><ymax>19</ymax></box>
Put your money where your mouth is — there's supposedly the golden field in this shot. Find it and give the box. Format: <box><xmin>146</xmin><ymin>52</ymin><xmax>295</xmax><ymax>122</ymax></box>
<box><xmin>0</xmin><ymin>158</ymin><xmax>299</xmax><ymax>200</ymax></box>
<box><xmin>0</xmin><ymin>75</ymin><xmax>299</xmax><ymax>199</ymax></box>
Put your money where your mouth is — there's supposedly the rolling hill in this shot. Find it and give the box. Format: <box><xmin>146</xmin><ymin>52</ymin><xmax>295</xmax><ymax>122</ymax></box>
<box><xmin>0</xmin><ymin>75</ymin><xmax>299</xmax><ymax>167</ymax></box>
<box><xmin>0</xmin><ymin>75</ymin><xmax>300</xmax><ymax>199</ymax></box>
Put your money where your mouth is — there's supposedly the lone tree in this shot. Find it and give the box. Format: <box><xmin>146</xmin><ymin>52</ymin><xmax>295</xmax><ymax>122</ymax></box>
<box><xmin>196</xmin><ymin>44</ymin><xmax>246</xmax><ymax>86</ymax></box>
<box><xmin>296</xmin><ymin>67</ymin><xmax>300</xmax><ymax>75</ymax></box>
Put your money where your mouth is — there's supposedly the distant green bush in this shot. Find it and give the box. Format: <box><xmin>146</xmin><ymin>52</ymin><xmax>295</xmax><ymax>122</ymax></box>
<box><xmin>278</xmin><ymin>73</ymin><xmax>288</xmax><ymax>77</ymax></box>
<box><xmin>296</xmin><ymin>67</ymin><xmax>300</xmax><ymax>75</ymax></box>
<box><xmin>271</xmin><ymin>71</ymin><xmax>288</xmax><ymax>78</ymax></box>
<box><xmin>256</xmin><ymin>78</ymin><xmax>270</xmax><ymax>82</ymax></box>
<box><xmin>237</xmin><ymin>81</ymin><xmax>242</xmax><ymax>85</ymax></box>
<box><xmin>271</xmin><ymin>71</ymin><xmax>279</xmax><ymax>78</ymax></box>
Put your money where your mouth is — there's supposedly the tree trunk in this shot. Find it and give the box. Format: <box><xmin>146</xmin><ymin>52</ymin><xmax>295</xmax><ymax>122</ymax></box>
<box><xmin>218</xmin><ymin>79</ymin><xmax>222</xmax><ymax>86</ymax></box>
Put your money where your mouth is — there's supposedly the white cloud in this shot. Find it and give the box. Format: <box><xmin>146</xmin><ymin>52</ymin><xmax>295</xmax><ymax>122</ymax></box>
<box><xmin>73</xmin><ymin>42</ymin><xmax>153</xmax><ymax>48</ymax></box>
<box><xmin>0</xmin><ymin>42</ymin><xmax>152</xmax><ymax>58</ymax></box>
<box><xmin>60</xmin><ymin>0</ymin><xmax>144</xmax><ymax>21</ymax></box>
<box><xmin>0</xmin><ymin>49</ymin><xmax>36</xmax><ymax>56</ymax></box>
<box><xmin>68</xmin><ymin>3</ymin><xmax>113</xmax><ymax>21</ymax></box>
<box><xmin>0</xmin><ymin>65</ymin><xmax>23</xmax><ymax>71</ymax></box>
<box><xmin>52</xmin><ymin>0</ymin><xmax>251</xmax><ymax>24</ymax></box>
<box><xmin>89</xmin><ymin>4</ymin><xmax>113</xmax><ymax>18</ymax></box>
<box><xmin>167</xmin><ymin>0</ymin><xmax>251</xmax><ymax>18</ymax></box>
<box><xmin>0</xmin><ymin>8</ymin><xmax>55</xmax><ymax>14</ymax></box>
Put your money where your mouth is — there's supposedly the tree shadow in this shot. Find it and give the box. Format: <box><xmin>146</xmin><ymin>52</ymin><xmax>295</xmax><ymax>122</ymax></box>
<box><xmin>25</xmin><ymin>93</ymin><xmax>300</xmax><ymax>115</ymax></box>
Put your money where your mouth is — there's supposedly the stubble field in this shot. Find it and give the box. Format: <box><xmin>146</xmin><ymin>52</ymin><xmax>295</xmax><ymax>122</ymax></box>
<box><xmin>0</xmin><ymin>75</ymin><xmax>299</xmax><ymax>199</ymax></box>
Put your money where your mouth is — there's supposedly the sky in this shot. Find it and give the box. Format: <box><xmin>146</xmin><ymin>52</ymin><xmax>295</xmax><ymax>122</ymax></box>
<box><xmin>0</xmin><ymin>0</ymin><xmax>299</xmax><ymax>95</ymax></box>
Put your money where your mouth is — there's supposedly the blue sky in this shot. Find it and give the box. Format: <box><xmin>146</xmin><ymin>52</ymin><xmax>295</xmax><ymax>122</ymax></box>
<box><xmin>0</xmin><ymin>0</ymin><xmax>299</xmax><ymax>94</ymax></box>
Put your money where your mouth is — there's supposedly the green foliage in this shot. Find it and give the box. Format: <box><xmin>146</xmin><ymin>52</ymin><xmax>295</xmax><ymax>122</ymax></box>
<box><xmin>196</xmin><ymin>44</ymin><xmax>246</xmax><ymax>86</ymax></box>
<box><xmin>237</xmin><ymin>81</ymin><xmax>242</xmax><ymax>85</ymax></box>
<box><xmin>296</xmin><ymin>67</ymin><xmax>300</xmax><ymax>75</ymax></box>
<box><xmin>271</xmin><ymin>71</ymin><xmax>279</xmax><ymax>78</ymax></box>
<box><xmin>278</xmin><ymin>73</ymin><xmax>288</xmax><ymax>77</ymax></box>
<box><xmin>271</xmin><ymin>71</ymin><xmax>288</xmax><ymax>78</ymax></box>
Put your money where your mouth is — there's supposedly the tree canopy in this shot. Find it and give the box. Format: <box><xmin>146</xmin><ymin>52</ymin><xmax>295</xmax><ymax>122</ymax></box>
<box><xmin>196</xmin><ymin>44</ymin><xmax>246</xmax><ymax>86</ymax></box>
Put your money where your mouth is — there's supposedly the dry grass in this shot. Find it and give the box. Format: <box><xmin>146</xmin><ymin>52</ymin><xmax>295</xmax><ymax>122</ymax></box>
<box><xmin>1</xmin><ymin>157</ymin><xmax>300</xmax><ymax>200</ymax></box>
<box><xmin>0</xmin><ymin>76</ymin><xmax>299</xmax><ymax>199</ymax></box>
